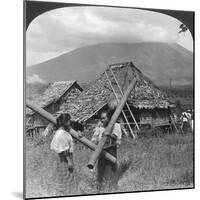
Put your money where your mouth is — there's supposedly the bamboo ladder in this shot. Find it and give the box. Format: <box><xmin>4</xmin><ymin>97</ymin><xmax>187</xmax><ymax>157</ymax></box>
<box><xmin>104</xmin><ymin>65</ymin><xmax>140</xmax><ymax>139</ymax></box>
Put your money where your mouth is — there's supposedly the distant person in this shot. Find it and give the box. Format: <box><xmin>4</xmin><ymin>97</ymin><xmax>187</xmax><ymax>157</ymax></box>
<box><xmin>186</xmin><ymin>110</ymin><xmax>192</xmax><ymax>120</ymax></box>
<box><xmin>180</xmin><ymin>111</ymin><xmax>191</xmax><ymax>132</ymax></box>
<box><xmin>91</xmin><ymin>110</ymin><xmax>122</xmax><ymax>191</ymax></box>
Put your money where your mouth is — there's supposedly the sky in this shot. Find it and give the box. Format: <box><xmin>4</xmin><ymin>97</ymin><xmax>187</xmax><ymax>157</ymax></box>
<box><xmin>26</xmin><ymin>6</ymin><xmax>193</xmax><ymax>67</ymax></box>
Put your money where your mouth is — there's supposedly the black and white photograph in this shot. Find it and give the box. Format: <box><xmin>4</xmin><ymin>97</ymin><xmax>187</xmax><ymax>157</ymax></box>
<box><xmin>24</xmin><ymin>1</ymin><xmax>194</xmax><ymax>199</ymax></box>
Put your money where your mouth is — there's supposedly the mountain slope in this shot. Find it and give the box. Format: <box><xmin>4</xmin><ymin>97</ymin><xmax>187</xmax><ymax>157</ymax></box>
<box><xmin>27</xmin><ymin>42</ymin><xmax>193</xmax><ymax>86</ymax></box>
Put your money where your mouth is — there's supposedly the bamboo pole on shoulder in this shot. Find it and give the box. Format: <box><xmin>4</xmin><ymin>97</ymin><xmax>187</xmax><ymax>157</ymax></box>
<box><xmin>26</xmin><ymin>100</ymin><xmax>116</xmax><ymax>165</ymax></box>
<box><xmin>87</xmin><ymin>77</ymin><xmax>137</xmax><ymax>169</ymax></box>
<box><xmin>104</xmin><ymin>70</ymin><xmax>135</xmax><ymax>138</ymax></box>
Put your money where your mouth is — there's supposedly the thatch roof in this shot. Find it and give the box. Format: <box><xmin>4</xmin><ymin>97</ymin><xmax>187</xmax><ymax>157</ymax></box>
<box><xmin>67</xmin><ymin>62</ymin><xmax>171</xmax><ymax>122</ymax></box>
<box><xmin>26</xmin><ymin>81</ymin><xmax>81</xmax><ymax>115</ymax></box>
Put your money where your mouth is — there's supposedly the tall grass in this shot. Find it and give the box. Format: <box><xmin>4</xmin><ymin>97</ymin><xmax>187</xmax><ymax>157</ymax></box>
<box><xmin>25</xmin><ymin>131</ymin><xmax>194</xmax><ymax>198</ymax></box>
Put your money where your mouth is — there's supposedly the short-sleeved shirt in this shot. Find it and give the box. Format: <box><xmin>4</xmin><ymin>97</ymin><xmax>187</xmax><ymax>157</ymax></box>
<box><xmin>92</xmin><ymin>123</ymin><xmax>122</xmax><ymax>148</ymax></box>
<box><xmin>50</xmin><ymin>128</ymin><xmax>74</xmax><ymax>154</ymax></box>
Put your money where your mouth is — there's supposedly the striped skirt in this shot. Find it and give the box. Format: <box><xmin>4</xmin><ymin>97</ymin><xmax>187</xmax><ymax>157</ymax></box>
<box><xmin>55</xmin><ymin>151</ymin><xmax>75</xmax><ymax>195</ymax></box>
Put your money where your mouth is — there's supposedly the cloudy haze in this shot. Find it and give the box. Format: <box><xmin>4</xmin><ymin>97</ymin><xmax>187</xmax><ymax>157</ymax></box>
<box><xmin>27</xmin><ymin>6</ymin><xmax>193</xmax><ymax>66</ymax></box>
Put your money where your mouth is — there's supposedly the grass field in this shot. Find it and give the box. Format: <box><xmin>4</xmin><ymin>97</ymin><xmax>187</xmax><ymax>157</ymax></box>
<box><xmin>25</xmin><ymin>130</ymin><xmax>194</xmax><ymax>199</ymax></box>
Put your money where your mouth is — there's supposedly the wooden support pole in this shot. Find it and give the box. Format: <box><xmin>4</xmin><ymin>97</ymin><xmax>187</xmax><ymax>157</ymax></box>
<box><xmin>87</xmin><ymin>78</ymin><xmax>137</xmax><ymax>169</ymax></box>
<box><xmin>169</xmin><ymin>115</ymin><xmax>179</xmax><ymax>133</ymax></box>
<box><xmin>26</xmin><ymin>100</ymin><xmax>116</xmax><ymax>165</ymax></box>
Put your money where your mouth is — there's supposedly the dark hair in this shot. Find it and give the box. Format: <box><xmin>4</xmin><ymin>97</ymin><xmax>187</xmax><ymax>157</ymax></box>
<box><xmin>56</xmin><ymin>113</ymin><xmax>71</xmax><ymax>128</ymax></box>
<box><xmin>71</xmin><ymin>121</ymin><xmax>84</xmax><ymax>132</ymax></box>
<box><xmin>101</xmin><ymin>108</ymin><xmax>115</xmax><ymax>121</ymax></box>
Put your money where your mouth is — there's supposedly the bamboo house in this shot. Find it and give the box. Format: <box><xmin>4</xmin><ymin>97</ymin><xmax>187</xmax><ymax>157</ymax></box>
<box><xmin>26</xmin><ymin>81</ymin><xmax>83</xmax><ymax>127</ymax></box>
<box><xmin>65</xmin><ymin>62</ymin><xmax>174</xmax><ymax>131</ymax></box>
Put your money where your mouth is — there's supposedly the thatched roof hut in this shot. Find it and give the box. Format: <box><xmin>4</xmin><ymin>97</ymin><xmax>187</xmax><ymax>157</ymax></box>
<box><xmin>67</xmin><ymin>62</ymin><xmax>173</xmax><ymax>128</ymax></box>
<box><xmin>26</xmin><ymin>81</ymin><xmax>83</xmax><ymax>126</ymax></box>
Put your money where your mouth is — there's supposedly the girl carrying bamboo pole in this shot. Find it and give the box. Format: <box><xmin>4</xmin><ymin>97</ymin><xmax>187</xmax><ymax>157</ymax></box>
<box><xmin>50</xmin><ymin>113</ymin><xmax>75</xmax><ymax>195</ymax></box>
